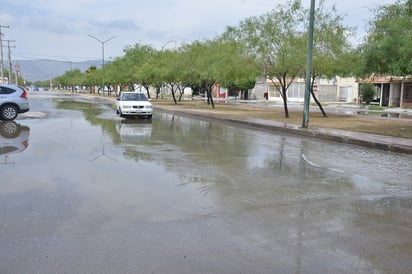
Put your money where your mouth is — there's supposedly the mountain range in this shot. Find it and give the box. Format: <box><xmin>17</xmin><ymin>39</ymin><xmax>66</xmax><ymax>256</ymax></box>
<box><xmin>14</xmin><ymin>59</ymin><xmax>101</xmax><ymax>82</ymax></box>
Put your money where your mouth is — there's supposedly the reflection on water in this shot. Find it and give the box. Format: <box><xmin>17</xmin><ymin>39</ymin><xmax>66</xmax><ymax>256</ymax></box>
<box><xmin>116</xmin><ymin>119</ymin><xmax>152</xmax><ymax>142</ymax></box>
<box><xmin>378</xmin><ymin>112</ymin><xmax>411</xmax><ymax>118</ymax></box>
<box><xmin>351</xmin><ymin>109</ymin><xmax>412</xmax><ymax>119</ymax></box>
<box><xmin>0</xmin><ymin>121</ymin><xmax>30</xmax><ymax>165</ymax></box>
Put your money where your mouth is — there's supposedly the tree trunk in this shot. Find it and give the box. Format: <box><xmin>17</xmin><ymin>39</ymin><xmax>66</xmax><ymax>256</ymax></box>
<box><xmin>310</xmin><ymin>75</ymin><xmax>327</xmax><ymax>117</ymax></box>
<box><xmin>142</xmin><ymin>83</ymin><xmax>151</xmax><ymax>99</ymax></box>
<box><xmin>310</xmin><ymin>89</ymin><xmax>327</xmax><ymax>117</ymax></box>
<box><xmin>207</xmin><ymin>89</ymin><xmax>215</xmax><ymax>108</ymax></box>
<box><xmin>170</xmin><ymin>84</ymin><xmax>177</xmax><ymax>104</ymax></box>
<box><xmin>244</xmin><ymin>90</ymin><xmax>249</xmax><ymax>100</ymax></box>
<box><xmin>177</xmin><ymin>86</ymin><xmax>185</xmax><ymax>102</ymax></box>
<box><xmin>281</xmin><ymin>88</ymin><xmax>289</xmax><ymax>118</ymax></box>
<box><xmin>271</xmin><ymin>77</ymin><xmax>290</xmax><ymax>119</ymax></box>
<box><xmin>106</xmin><ymin>84</ymin><xmax>111</xmax><ymax>96</ymax></box>
<box><xmin>156</xmin><ymin>86</ymin><xmax>161</xmax><ymax>99</ymax></box>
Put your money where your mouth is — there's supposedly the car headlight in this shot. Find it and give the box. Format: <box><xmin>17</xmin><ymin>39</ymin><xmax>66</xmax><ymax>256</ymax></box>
<box><xmin>122</xmin><ymin>105</ymin><xmax>132</xmax><ymax>109</ymax></box>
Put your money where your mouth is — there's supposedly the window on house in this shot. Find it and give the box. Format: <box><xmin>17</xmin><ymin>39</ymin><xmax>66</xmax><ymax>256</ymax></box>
<box><xmin>269</xmin><ymin>85</ymin><xmax>281</xmax><ymax>97</ymax></box>
<box><xmin>339</xmin><ymin>87</ymin><xmax>348</xmax><ymax>101</ymax></box>
<box><xmin>288</xmin><ymin>83</ymin><xmax>305</xmax><ymax>98</ymax></box>
<box><xmin>404</xmin><ymin>84</ymin><xmax>412</xmax><ymax>103</ymax></box>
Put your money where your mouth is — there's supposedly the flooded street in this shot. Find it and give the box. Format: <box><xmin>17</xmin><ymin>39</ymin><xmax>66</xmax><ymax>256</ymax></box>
<box><xmin>1</xmin><ymin>92</ymin><xmax>411</xmax><ymax>273</ymax></box>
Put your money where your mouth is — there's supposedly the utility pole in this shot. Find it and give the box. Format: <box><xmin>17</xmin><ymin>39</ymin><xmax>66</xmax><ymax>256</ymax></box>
<box><xmin>4</xmin><ymin>40</ymin><xmax>16</xmax><ymax>84</ymax></box>
<box><xmin>14</xmin><ymin>63</ymin><xmax>20</xmax><ymax>84</ymax></box>
<box><xmin>302</xmin><ymin>0</ymin><xmax>315</xmax><ymax>128</ymax></box>
<box><xmin>0</xmin><ymin>25</ymin><xmax>10</xmax><ymax>84</ymax></box>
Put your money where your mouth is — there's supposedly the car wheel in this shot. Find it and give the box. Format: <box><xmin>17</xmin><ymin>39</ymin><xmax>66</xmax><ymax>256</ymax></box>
<box><xmin>118</xmin><ymin>108</ymin><xmax>124</xmax><ymax>118</ymax></box>
<box><xmin>147</xmin><ymin>115</ymin><xmax>152</xmax><ymax>119</ymax></box>
<box><xmin>0</xmin><ymin>104</ymin><xmax>18</xmax><ymax>121</ymax></box>
<box><xmin>0</xmin><ymin>121</ymin><xmax>20</xmax><ymax>138</ymax></box>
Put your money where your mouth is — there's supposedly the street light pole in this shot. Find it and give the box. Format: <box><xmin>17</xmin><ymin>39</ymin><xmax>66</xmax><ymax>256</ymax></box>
<box><xmin>88</xmin><ymin>34</ymin><xmax>117</xmax><ymax>95</ymax></box>
<box><xmin>302</xmin><ymin>0</ymin><xmax>315</xmax><ymax>128</ymax></box>
<box><xmin>161</xmin><ymin>40</ymin><xmax>175</xmax><ymax>51</ymax></box>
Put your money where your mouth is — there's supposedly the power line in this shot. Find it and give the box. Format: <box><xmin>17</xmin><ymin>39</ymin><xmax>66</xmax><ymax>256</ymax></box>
<box><xmin>13</xmin><ymin>52</ymin><xmax>101</xmax><ymax>61</ymax></box>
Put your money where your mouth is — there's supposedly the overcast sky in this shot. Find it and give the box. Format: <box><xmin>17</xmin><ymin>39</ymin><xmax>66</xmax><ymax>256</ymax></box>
<box><xmin>1</xmin><ymin>0</ymin><xmax>395</xmax><ymax>63</ymax></box>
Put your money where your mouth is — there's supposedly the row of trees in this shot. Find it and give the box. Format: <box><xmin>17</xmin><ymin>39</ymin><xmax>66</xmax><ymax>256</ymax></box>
<box><xmin>49</xmin><ymin>0</ymin><xmax>411</xmax><ymax>118</ymax></box>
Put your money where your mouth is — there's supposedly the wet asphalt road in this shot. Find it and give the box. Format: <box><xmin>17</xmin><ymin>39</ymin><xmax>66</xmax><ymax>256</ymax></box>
<box><xmin>0</xmin><ymin>91</ymin><xmax>411</xmax><ymax>273</ymax></box>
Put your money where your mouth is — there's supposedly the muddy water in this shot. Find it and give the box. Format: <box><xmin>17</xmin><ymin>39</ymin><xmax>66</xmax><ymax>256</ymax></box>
<box><xmin>1</xmin><ymin>94</ymin><xmax>411</xmax><ymax>273</ymax></box>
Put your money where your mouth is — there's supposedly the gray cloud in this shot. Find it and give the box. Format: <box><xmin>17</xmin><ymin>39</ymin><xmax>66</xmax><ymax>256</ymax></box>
<box><xmin>90</xmin><ymin>19</ymin><xmax>140</xmax><ymax>31</ymax></box>
<box><xmin>5</xmin><ymin>0</ymin><xmax>396</xmax><ymax>62</ymax></box>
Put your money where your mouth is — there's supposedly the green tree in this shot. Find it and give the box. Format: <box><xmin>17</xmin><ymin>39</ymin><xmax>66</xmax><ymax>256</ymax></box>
<box><xmin>53</xmin><ymin>69</ymin><xmax>82</xmax><ymax>92</ymax></box>
<box><xmin>359</xmin><ymin>83</ymin><xmax>376</xmax><ymax>104</ymax></box>
<box><xmin>182</xmin><ymin>40</ymin><xmax>235</xmax><ymax>108</ymax></box>
<box><xmin>216</xmin><ymin>41</ymin><xmax>259</xmax><ymax>99</ymax></box>
<box><xmin>120</xmin><ymin>43</ymin><xmax>157</xmax><ymax>98</ymax></box>
<box><xmin>360</xmin><ymin>0</ymin><xmax>412</xmax><ymax>76</ymax></box>
<box><xmin>222</xmin><ymin>0</ymin><xmax>307</xmax><ymax>118</ymax></box>
<box><xmin>222</xmin><ymin>0</ymin><xmax>354</xmax><ymax>118</ymax></box>
<box><xmin>83</xmin><ymin>66</ymin><xmax>99</xmax><ymax>93</ymax></box>
<box><xmin>152</xmin><ymin>49</ymin><xmax>182</xmax><ymax>104</ymax></box>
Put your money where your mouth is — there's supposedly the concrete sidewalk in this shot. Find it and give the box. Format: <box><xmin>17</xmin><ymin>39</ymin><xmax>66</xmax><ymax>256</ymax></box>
<box><xmin>154</xmin><ymin>105</ymin><xmax>412</xmax><ymax>155</ymax></box>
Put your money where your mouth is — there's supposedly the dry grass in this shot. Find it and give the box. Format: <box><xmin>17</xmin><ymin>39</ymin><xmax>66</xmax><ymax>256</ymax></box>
<box><xmin>153</xmin><ymin>99</ymin><xmax>412</xmax><ymax>139</ymax></box>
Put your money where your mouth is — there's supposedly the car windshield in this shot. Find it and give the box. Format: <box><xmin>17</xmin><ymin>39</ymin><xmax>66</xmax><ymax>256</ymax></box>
<box><xmin>121</xmin><ymin>93</ymin><xmax>148</xmax><ymax>101</ymax></box>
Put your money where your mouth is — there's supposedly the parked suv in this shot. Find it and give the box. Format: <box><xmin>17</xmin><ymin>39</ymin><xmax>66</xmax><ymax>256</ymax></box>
<box><xmin>0</xmin><ymin>84</ymin><xmax>30</xmax><ymax>121</ymax></box>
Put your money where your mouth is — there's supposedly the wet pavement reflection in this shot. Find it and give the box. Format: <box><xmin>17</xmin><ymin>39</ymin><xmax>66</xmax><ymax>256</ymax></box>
<box><xmin>0</xmin><ymin>121</ymin><xmax>30</xmax><ymax>165</ymax></box>
<box><xmin>1</xmin><ymin>93</ymin><xmax>411</xmax><ymax>273</ymax></box>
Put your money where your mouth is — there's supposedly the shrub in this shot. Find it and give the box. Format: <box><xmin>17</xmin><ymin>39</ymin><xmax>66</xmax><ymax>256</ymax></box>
<box><xmin>360</xmin><ymin>83</ymin><xmax>376</xmax><ymax>104</ymax></box>
<box><xmin>368</xmin><ymin>105</ymin><xmax>384</xmax><ymax>111</ymax></box>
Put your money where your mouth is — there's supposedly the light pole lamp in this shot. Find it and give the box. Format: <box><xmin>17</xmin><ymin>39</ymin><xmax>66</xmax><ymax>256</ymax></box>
<box><xmin>161</xmin><ymin>40</ymin><xmax>175</xmax><ymax>51</ymax></box>
<box><xmin>88</xmin><ymin>34</ymin><xmax>117</xmax><ymax>94</ymax></box>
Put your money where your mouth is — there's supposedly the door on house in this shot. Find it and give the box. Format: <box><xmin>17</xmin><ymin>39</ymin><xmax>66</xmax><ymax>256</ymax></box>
<box><xmin>347</xmin><ymin>87</ymin><xmax>353</xmax><ymax>102</ymax></box>
<box><xmin>339</xmin><ymin>86</ymin><xmax>352</xmax><ymax>102</ymax></box>
<box><xmin>382</xmin><ymin>83</ymin><xmax>390</xmax><ymax>107</ymax></box>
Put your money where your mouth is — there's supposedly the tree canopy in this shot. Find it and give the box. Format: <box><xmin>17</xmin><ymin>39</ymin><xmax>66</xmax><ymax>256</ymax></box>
<box><xmin>220</xmin><ymin>0</ymin><xmax>352</xmax><ymax>118</ymax></box>
<box><xmin>360</xmin><ymin>0</ymin><xmax>412</xmax><ymax>76</ymax></box>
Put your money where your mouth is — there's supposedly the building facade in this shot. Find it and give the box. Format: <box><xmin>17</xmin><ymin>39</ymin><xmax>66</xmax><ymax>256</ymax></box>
<box><xmin>251</xmin><ymin>76</ymin><xmax>359</xmax><ymax>103</ymax></box>
<box><xmin>359</xmin><ymin>76</ymin><xmax>412</xmax><ymax>108</ymax></box>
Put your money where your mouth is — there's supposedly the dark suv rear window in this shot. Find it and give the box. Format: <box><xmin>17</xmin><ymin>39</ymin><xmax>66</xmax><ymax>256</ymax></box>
<box><xmin>0</xmin><ymin>86</ymin><xmax>16</xmax><ymax>95</ymax></box>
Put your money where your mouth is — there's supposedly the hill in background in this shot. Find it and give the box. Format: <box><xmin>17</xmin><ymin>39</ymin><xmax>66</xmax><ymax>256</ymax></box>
<box><xmin>15</xmin><ymin>59</ymin><xmax>100</xmax><ymax>82</ymax></box>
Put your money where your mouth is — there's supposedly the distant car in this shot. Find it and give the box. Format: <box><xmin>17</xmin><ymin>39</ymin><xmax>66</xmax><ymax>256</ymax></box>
<box><xmin>0</xmin><ymin>84</ymin><xmax>30</xmax><ymax>121</ymax></box>
<box><xmin>115</xmin><ymin>92</ymin><xmax>152</xmax><ymax>119</ymax></box>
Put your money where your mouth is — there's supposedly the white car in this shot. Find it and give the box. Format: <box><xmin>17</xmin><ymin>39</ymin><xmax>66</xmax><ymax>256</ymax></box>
<box><xmin>115</xmin><ymin>92</ymin><xmax>152</xmax><ymax>119</ymax></box>
<box><xmin>0</xmin><ymin>84</ymin><xmax>30</xmax><ymax>121</ymax></box>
